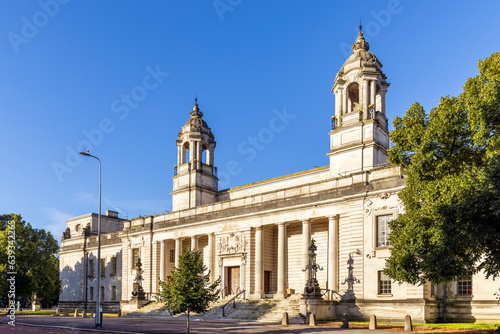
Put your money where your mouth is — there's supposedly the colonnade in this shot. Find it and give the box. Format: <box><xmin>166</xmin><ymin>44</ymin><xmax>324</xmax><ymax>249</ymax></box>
<box><xmin>155</xmin><ymin>215</ymin><xmax>340</xmax><ymax>299</ymax></box>
<box><xmin>335</xmin><ymin>79</ymin><xmax>387</xmax><ymax>119</ymax></box>
<box><xmin>177</xmin><ymin>142</ymin><xmax>215</xmax><ymax>166</ymax></box>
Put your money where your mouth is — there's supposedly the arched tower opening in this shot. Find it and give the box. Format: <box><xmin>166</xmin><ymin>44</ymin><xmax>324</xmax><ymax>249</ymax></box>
<box><xmin>347</xmin><ymin>82</ymin><xmax>360</xmax><ymax>112</ymax></box>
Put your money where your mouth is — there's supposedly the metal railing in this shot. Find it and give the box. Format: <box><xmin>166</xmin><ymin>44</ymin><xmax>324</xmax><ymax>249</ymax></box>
<box><xmin>221</xmin><ymin>289</ymin><xmax>246</xmax><ymax>317</ymax></box>
<box><xmin>145</xmin><ymin>292</ymin><xmax>159</xmax><ymax>301</ymax></box>
<box><xmin>320</xmin><ymin>289</ymin><xmax>342</xmax><ymax>301</ymax></box>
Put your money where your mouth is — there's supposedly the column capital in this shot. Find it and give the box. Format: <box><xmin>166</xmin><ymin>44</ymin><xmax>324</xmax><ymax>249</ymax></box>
<box><xmin>301</xmin><ymin>219</ymin><xmax>310</xmax><ymax>224</ymax></box>
<box><xmin>327</xmin><ymin>215</ymin><xmax>339</xmax><ymax>222</ymax></box>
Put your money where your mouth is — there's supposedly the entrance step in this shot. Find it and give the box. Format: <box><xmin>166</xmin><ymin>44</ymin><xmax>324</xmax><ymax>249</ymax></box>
<box><xmin>127</xmin><ymin>297</ymin><xmax>305</xmax><ymax>323</ymax></box>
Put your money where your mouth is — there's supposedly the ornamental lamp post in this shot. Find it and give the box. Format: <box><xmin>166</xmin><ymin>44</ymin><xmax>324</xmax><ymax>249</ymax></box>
<box><xmin>79</xmin><ymin>150</ymin><xmax>102</xmax><ymax>328</ymax></box>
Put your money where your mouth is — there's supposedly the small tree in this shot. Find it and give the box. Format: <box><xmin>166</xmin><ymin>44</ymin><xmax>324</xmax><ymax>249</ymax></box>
<box><xmin>158</xmin><ymin>249</ymin><xmax>220</xmax><ymax>334</ymax></box>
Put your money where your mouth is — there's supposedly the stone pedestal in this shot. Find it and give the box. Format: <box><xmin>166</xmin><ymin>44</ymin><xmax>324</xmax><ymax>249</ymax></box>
<box><xmin>299</xmin><ymin>297</ymin><xmax>335</xmax><ymax>321</ymax></box>
<box><xmin>120</xmin><ymin>298</ymin><xmax>149</xmax><ymax>313</ymax></box>
<box><xmin>31</xmin><ymin>300</ymin><xmax>41</xmax><ymax>312</ymax></box>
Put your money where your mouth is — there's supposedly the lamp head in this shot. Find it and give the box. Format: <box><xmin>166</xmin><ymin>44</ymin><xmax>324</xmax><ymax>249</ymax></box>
<box><xmin>79</xmin><ymin>149</ymin><xmax>90</xmax><ymax>156</ymax></box>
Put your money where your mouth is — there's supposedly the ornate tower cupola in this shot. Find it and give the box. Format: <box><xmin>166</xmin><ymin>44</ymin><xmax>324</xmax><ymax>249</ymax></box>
<box><xmin>171</xmin><ymin>99</ymin><xmax>218</xmax><ymax>211</ymax></box>
<box><xmin>328</xmin><ymin>25</ymin><xmax>391</xmax><ymax>176</ymax></box>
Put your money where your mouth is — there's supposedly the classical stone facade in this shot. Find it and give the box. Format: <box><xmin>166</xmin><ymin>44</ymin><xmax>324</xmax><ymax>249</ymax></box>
<box><xmin>59</xmin><ymin>31</ymin><xmax>500</xmax><ymax>322</ymax></box>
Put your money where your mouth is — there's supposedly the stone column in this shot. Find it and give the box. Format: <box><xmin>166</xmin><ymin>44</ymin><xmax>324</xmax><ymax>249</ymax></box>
<box><xmin>328</xmin><ymin>216</ymin><xmax>339</xmax><ymax>291</ymax></box>
<box><xmin>208</xmin><ymin>233</ymin><xmax>215</xmax><ymax>284</ymax></box>
<box><xmin>255</xmin><ymin>226</ymin><xmax>264</xmax><ymax>296</ymax></box>
<box><xmin>198</xmin><ymin>141</ymin><xmax>202</xmax><ymax>168</ymax></box>
<box><xmin>191</xmin><ymin>235</ymin><xmax>198</xmax><ymax>251</ymax></box>
<box><xmin>160</xmin><ymin>240</ymin><xmax>166</xmax><ymax>281</ymax></box>
<box><xmin>363</xmin><ymin>80</ymin><xmax>370</xmax><ymax>119</ymax></box>
<box><xmin>343</xmin><ymin>87</ymin><xmax>348</xmax><ymax>114</ymax></box>
<box><xmin>177</xmin><ymin>146</ymin><xmax>182</xmax><ymax>165</ymax></box>
<box><xmin>276</xmin><ymin>222</ymin><xmax>286</xmax><ymax>298</ymax></box>
<box><xmin>381</xmin><ymin>87</ymin><xmax>387</xmax><ymax>116</ymax></box>
<box><xmin>207</xmin><ymin>147</ymin><xmax>212</xmax><ymax>166</ymax></box>
<box><xmin>191</xmin><ymin>142</ymin><xmax>196</xmax><ymax>163</ymax></box>
<box><xmin>370</xmin><ymin>80</ymin><xmax>376</xmax><ymax>114</ymax></box>
<box><xmin>175</xmin><ymin>238</ymin><xmax>181</xmax><ymax>268</ymax></box>
<box><xmin>302</xmin><ymin>219</ymin><xmax>311</xmax><ymax>291</ymax></box>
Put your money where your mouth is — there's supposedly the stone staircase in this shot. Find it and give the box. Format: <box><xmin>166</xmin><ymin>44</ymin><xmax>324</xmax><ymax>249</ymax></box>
<box><xmin>126</xmin><ymin>296</ymin><xmax>305</xmax><ymax>323</ymax></box>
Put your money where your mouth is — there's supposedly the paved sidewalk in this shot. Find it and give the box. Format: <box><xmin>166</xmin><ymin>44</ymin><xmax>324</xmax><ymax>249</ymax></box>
<box><xmin>0</xmin><ymin>315</ymin><xmax>389</xmax><ymax>334</ymax></box>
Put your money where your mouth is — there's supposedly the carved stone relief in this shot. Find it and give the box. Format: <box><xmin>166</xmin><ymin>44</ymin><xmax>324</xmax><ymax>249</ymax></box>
<box><xmin>218</xmin><ymin>232</ymin><xmax>246</xmax><ymax>255</ymax></box>
<box><xmin>365</xmin><ymin>192</ymin><xmax>404</xmax><ymax>216</ymax></box>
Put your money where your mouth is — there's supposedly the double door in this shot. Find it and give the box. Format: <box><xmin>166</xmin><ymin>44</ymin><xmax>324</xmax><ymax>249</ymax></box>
<box><xmin>227</xmin><ymin>266</ymin><xmax>240</xmax><ymax>295</ymax></box>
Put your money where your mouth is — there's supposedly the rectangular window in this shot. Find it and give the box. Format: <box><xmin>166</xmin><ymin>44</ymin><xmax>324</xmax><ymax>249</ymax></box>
<box><xmin>89</xmin><ymin>287</ymin><xmax>94</xmax><ymax>301</ymax></box>
<box><xmin>100</xmin><ymin>258</ymin><xmax>106</xmax><ymax>277</ymax></box>
<box><xmin>88</xmin><ymin>259</ymin><xmax>95</xmax><ymax>278</ymax></box>
<box><xmin>100</xmin><ymin>286</ymin><xmax>105</xmax><ymax>300</ymax></box>
<box><xmin>169</xmin><ymin>249</ymin><xmax>175</xmax><ymax>263</ymax></box>
<box><xmin>457</xmin><ymin>278</ymin><xmax>472</xmax><ymax>295</ymax></box>
<box><xmin>378</xmin><ymin>271</ymin><xmax>392</xmax><ymax>295</ymax></box>
<box><xmin>377</xmin><ymin>214</ymin><xmax>393</xmax><ymax>247</ymax></box>
<box><xmin>132</xmin><ymin>248</ymin><xmax>140</xmax><ymax>268</ymax></box>
<box><xmin>111</xmin><ymin>286</ymin><xmax>117</xmax><ymax>300</ymax></box>
<box><xmin>110</xmin><ymin>256</ymin><xmax>117</xmax><ymax>275</ymax></box>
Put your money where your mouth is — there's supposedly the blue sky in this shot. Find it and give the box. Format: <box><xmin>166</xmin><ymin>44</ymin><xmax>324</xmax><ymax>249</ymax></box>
<box><xmin>1</xmin><ymin>1</ymin><xmax>499</xmax><ymax>241</ymax></box>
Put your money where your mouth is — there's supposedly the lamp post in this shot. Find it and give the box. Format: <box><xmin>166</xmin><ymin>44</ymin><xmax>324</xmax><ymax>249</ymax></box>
<box><xmin>79</xmin><ymin>150</ymin><xmax>102</xmax><ymax>328</ymax></box>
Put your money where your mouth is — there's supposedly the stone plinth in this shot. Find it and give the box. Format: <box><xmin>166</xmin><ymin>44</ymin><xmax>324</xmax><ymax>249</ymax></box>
<box><xmin>299</xmin><ymin>297</ymin><xmax>335</xmax><ymax>321</ymax></box>
<box><xmin>31</xmin><ymin>300</ymin><xmax>41</xmax><ymax>312</ymax></box>
<box><xmin>120</xmin><ymin>298</ymin><xmax>149</xmax><ymax>313</ymax></box>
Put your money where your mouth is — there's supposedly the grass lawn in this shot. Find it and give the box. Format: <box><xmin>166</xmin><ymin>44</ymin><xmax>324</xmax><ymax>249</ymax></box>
<box><xmin>320</xmin><ymin>321</ymin><xmax>500</xmax><ymax>332</ymax></box>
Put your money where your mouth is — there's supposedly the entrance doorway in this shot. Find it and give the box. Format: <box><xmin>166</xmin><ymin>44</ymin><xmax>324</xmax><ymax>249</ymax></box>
<box><xmin>264</xmin><ymin>271</ymin><xmax>271</xmax><ymax>293</ymax></box>
<box><xmin>226</xmin><ymin>266</ymin><xmax>240</xmax><ymax>295</ymax></box>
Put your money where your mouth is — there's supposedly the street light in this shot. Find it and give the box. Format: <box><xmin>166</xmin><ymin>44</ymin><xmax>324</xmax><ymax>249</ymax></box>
<box><xmin>79</xmin><ymin>149</ymin><xmax>102</xmax><ymax>328</ymax></box>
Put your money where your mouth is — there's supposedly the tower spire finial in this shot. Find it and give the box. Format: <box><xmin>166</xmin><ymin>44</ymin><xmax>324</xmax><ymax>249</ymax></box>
<box><xmin>190</xmin><ymin>93</ymin><xmax>203</xmax><ymax>118</ymax></box>
<box><xmin>359</xmin><ymin>18</ymin><xmax>362</xmax><ymax>33</ymax></box>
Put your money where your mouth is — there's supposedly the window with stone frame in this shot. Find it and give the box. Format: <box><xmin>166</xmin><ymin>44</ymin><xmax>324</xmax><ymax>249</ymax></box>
<box><xmin>378</xmin><ymin>271</ymin><xmax>392</xmax><ymax>295</ymax></box>
<box><xmin>111</xmin><ymin>286</ymin><xmax>117</xmax><ymax>300</ymax></box>
<box><xmin>100</xmin><ymin>286</ymin><xmax>105</xmax><ymax>300</ymax></box>
<box><xmin>100</xmin><ymin>258</ymin><xmax>106</xmax><ymax>277</ymax></box>
<box><xmin>169</xmin><ymin>249</ymin><xmax>175</xmax><ymax>263</ymax></box>
<box><xmin>132</xmin><ymin>248</ymin><xmax>140</xmax><ymax>268</ymax></box>
<box><xmin>89</xmin><ymin>287</ymin><xmax>94</xmax><ymax>301</ymax></box>
<box><xmin>110</xmin><ymin>256</ymin><xmax>117</xmax><ymax>276</ymax></box>
<box><xmin>88</xmin><ymin>259</ymin><xmax>95</xmax><ymax>278</ymax></box>
<box><xmin>376</xmin><ymin>214</ymin><xmax>393</xmax><ymax>247</ymax></box>
<box><xmin>457</xmin><ymin>278</ymin><xmax>472</xmax><ymax>296</ymax></box>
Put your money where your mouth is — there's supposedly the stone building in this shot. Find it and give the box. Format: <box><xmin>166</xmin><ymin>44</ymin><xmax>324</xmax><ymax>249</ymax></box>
<box><xmin>59</xmin><ymin>30</ymin><xmax>500</xmax><ymax>322</ymax></box>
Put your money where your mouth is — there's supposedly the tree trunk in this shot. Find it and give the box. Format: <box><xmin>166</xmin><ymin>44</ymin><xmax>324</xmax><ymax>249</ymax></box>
<box><xmin>187</xmin><ymin>310</ymin><xmax>190</xmax><ymax>334</ymax></box>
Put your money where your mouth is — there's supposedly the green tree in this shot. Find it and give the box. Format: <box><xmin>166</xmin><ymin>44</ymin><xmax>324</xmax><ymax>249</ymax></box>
<box><xmin>385</xmin><ymin>52</ymin><xmax>500</xmax><ymax>285</ymax></box>
<box><xmin>0</xmin><ymin>214</ymin><xmax>61</xmax><ymax>305</ymax></box>
<box><xmin>158</xmin><ymin>248</ymin><xmax>220</xmax><ymax>334</ymax></box>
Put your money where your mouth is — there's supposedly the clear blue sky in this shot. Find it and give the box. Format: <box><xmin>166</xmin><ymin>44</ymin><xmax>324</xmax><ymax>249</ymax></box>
<box><xmin>1</xmin><ymin>1</ymin><xmax>499</xmax><ymax>241</ymax></box>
